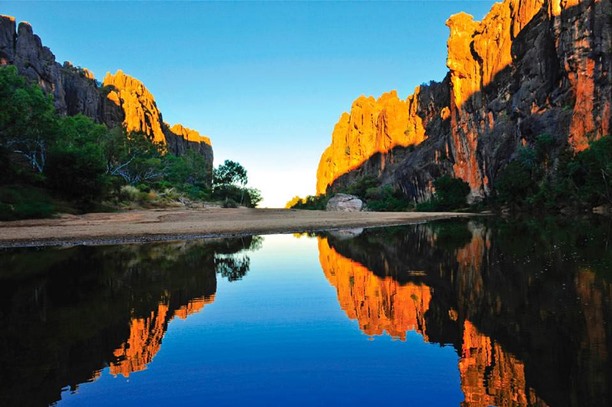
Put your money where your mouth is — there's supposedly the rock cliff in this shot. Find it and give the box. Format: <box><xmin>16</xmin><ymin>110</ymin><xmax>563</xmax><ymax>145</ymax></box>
<box><xmin>0</xmin><ymin>15</ymin><xmax>213</xmax><ymax>171</ymax></box>
<box><xmin>316</xmin><ymin>90</ymin><xmax>426</xmax><ymax>194</ymax></box>
<box><xmin>317</xmin><ymin>0</ymin><xmax>611</xmax><ymax>201</ymax></box>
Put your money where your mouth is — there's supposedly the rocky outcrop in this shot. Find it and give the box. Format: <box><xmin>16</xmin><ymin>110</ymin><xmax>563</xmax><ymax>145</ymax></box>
<box><xmin>0</xmin><ymin>15</ymin><xmax>16</xmax><ymax>64</ymax></box>
<box><xmin>103</xmin><ymin>70</ymin><xmax>167</xmax><ymax>145</ymax></box>
<box><xmin>0</xmin><ymin>15</ymin><xmax>213</xmax><ymax>171</ymax></box>
<box><xmin>317</xmin><ymin>0</ymin><xmax>611</xmax><ymax>202</ymax></box>
<box><xmin>166</xmin><ymin>123</ymin><xmax>213</xmax><ymax>164</ymax></box>
<box><xmin>102</xmin><ymin>71</ymin><xmax>214</xmax><ymax>169</ymax></box>
<box><xmin>316</xmin><ymin>90</ymin><xmax>427</xmax><ymax>195</ymax></box>
<box><xmin>325</xmin><ymin>193</ymin><xmax>363</xmax><ymax>212</ymax></box>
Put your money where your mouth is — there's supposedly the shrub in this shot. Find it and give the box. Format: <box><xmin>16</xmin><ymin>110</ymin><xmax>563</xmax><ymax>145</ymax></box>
<box><xmin>0</xmin><ymin>185</ymin><xmax>56</xmax><ymax>220</ymax></box>
<box><xmin>417</xmin><ymin>176</ymin><xmax>470</xmax><ymax>211</ymax></box>
<box><xmin>222</xmin><ymin>198</ymin><xmax>238</xmax><ymax>208</ymax></box>
<box><xmin>288</xmin><ymin>194</ymin><xmax>329</xmax><ymax>210</ymax></box>
<box><xmin>45</xmin><ymin>148</ymin><xmax>108</xmax><ymax>204</ymax></box>
<box><xmin>346</xmin><ymin>175</ymin><xmax>379</xmax><ymax>198</ymax></box>
<box><xmin>365</xmin><ymin>185</ymin><xmax>411</xmax><ymax>211</ymax></box>
<box><xmin>118</xmin><ymin>185</ymin><xmax>140</xmax><ymax>202</ymax></box>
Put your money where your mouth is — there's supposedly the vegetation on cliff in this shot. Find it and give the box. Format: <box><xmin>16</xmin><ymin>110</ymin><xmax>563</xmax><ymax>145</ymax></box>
<box><xmin>495</xmin><ymin>134</ymin><xmax>612</xmax><ymax>211</ymax></box>
<box><xmin>0</xmin><ymin>66</ymin><xmax>260</xmax><ymax>219</ymax></box>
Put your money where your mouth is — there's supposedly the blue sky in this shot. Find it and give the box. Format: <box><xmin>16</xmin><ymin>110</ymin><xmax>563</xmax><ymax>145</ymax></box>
<box><xmin>2</xmin><ymin>0</ymin><xmax>494</xmax><ymax>207</ymax></box>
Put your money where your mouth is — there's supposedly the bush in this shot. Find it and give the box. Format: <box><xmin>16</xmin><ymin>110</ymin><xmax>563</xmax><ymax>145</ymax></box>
<box><xmin>0</xmin><ymin>185</ymin><xmax>56</xmax><ymax>220</ymax></box>
<box><xmin>494</xmin><ymin>135</ymin><xmax>611</xmax><ymax>211</ymax></box>
<box><xmin>118</xmin><ymin>185</ymin><xmax>140</xmax><ymax>202</ymax></box>
<box><xmin>433</xmin><ymin>175</ymin><xmax>470</xmax><ymax>210</ymax></box>
<box><xmin>365</xmin><ymin>185</ymin><xmax>411</xmax><ymax>211</ymax></box>
<box><xmin>346</xmin><ymin>176</ymin><xmax>379</xmax><ymax>198</ymax></box>
<box><xmin>222</xmin><ymin>198</ymin><xmax>238</xmax><ymax>208</ymax></box>
<box><xmin>45</xmin><ymin>148</ymin><xmax>108</xmax><ymax>204</ymax></box>
<box><xmin>288</xmin><ymin>194</ymin><xmax>329</xmax><ymax>210</ymax></box>
<box><xmin>416</xmin><ymin>175</ymin><xmax>470</xmax><ymax>211</ymax></box>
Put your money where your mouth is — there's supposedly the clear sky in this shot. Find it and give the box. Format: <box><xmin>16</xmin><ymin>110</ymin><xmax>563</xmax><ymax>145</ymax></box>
<box><xmin>2</xmin><ymin>0</ymin><xmax>494</xmax><ymax>207</ymax></box>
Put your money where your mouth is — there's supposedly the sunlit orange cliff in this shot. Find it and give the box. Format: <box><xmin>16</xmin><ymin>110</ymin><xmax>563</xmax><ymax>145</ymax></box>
<box><xmin>0</xmin><ymin>15</ymin><xmax>213</xmax><ymax>180</ymax></box>
<box><xmin>317</xmin><ymin>0</ymin><xmax>611</xmax><ymax>201</ymax></box>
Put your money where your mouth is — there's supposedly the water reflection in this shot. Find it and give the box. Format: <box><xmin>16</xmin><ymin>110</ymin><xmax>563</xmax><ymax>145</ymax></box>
<box><xmin>318</xmin><ymin>237</ymin><xmax>430</xmax><ymax>340</ymax></box>
<box><xmin>1</xmin><ymin>217</ymin><xmax>610</xmax><ymax>407</ymax></box>
<box><xmin>320</xmin><ymin>217</ymin><xmax>611</xmax><ymax>407</ymax></box>
<box><xmin>0</xmin><ymin>236</ymin><xmax>261</xmax><ymax>406</ymax></box>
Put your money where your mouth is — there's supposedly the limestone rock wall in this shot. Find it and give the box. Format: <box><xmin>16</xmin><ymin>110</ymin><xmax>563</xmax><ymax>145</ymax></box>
<box><xmin>317</xmin><ymin>0</ymin><xmax>611</xmax><ymax>202</ymax></box>
<box><xmin>103</xmin><ymin>70</ymin><xmax>168</xmax><ymax>145</ymax></box>
<box><xmin>0</xmin><ymin>15</ymin><xmax>213</xmax><ymax>175</ymax></box>
<box><xmin>166</xmin><ymin>123</ymin><xmax>214</xmax><ymax>165</ymax></box>
<box><xmin>316</xmin><ymin>90</ymin><xmax>426</xmax><ymax>195</ymax></box>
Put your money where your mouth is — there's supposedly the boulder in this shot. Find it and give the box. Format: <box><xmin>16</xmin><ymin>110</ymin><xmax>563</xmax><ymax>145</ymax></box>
<box><xmin>326</xmin><ymin>194</ymin><xmax>363</xmax><ymax>212</ymax></box>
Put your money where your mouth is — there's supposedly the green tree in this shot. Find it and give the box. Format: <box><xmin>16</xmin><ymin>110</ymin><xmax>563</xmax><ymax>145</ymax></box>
<box><xmin>243</xmin><ymin>187</ymin><xmax>263</xmax><ymax>208</ymax></box>
<box><xmin>365</xmin><ymin>185</ymin><xmax>411</xmax><ymax>211</ymax></box>
<box><xmin>494</xmin><ymin>146</ymin><xmax>541</xmax><ymax>209</ymax></box>
<box><xmin>0</xmin><ymin>66</ymin><xmax>58</xmax><ymax>174</ymax></box>
<box><xmin>45</xmin><ymin>115</ymin><xmax>110</xmax><ymax>204</ymax></box>
<box><xmin>569</xmin><ymin>136</ymin><xmax>612</xmax><ymax>207</ymax></box>
<box><xmin>214</xmin><ymin>160</ymin><xmax>247</xmax><ymax>186</ymax></box>
<box><xmin>103</xmin><ymin>130</ymin><xmax>166</xmax><ymax>186</ymax></box>
<box><xmin>164</xmin><ymin>149</ymin><xmax>212</xmax><ymax>189</ymax></box>
<box><xmin>212</xmin><ymin>159</ymin><xmax>261</xmax><ymax>207</ymax></box>
<box><xmin>432</xmin><ymin>175</ymin><xmax>470</xmax><ymax>210</ymax></box>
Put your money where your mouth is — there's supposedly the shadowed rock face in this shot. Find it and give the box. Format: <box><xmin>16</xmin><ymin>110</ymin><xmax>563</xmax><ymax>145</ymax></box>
<box><xmin>0</xmin><ymin>15</ymin><xmax>213</xmax><ymax>175</ymax></box>
<box><xmin>318</xmin><ymin>0</ymin><xmax>611</xmax><ymax>202</ymax></box>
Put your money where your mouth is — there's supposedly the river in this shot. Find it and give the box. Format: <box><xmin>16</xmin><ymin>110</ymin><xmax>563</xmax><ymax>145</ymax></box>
<box><xmin>1</xmin><ymin>217</ymin><xmax>610</xmax><ymax>406</ymax></box>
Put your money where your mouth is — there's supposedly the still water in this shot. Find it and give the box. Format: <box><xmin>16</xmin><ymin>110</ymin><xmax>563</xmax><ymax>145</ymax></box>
<box><xmin>0</xmin><ymin>218</ymin><xmax>610</xmax><ymax>407</ymax></box>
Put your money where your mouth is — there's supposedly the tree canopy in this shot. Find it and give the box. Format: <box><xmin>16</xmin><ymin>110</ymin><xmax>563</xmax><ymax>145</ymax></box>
<box><xmin>214</xmin><ymin>160</ymin><xmax>248</xmax><ymax>186</ymax></box>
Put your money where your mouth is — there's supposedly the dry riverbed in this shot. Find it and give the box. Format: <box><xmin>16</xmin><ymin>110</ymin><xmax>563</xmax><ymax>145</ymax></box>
<box><xmin>0</xmin><ymin>207</ymin><xmax>473</xmax><ymax>247</ymax></box>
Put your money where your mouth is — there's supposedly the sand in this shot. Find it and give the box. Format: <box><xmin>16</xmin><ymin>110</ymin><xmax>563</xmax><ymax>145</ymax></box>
<box><xmin>0</xmin><ymin>207</ymin><xmax>473</xmax><ymax>247</ymax></box>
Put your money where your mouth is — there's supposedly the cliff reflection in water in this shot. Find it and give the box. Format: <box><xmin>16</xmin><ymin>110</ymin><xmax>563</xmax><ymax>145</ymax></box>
<box><xmin>0</xmin><ymin>236</ymin><xmax>261</xmax><ymax>407</ymax></box>
<box><xmin>319</xmin><ymin>218</ymin><xmax>612</xmax><ymax>407</ymax></box>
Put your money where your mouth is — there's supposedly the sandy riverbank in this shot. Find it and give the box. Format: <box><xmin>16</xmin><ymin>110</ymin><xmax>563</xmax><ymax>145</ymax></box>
<box><xmin>0</xmin><ymin>207</ymin><xmax>474</xmax><ymax>248</ymax></box>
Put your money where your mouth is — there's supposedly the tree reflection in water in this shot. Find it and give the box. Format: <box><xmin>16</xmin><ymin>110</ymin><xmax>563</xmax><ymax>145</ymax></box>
<box><xmin>0</xmin><ymin>236</ymin><xmax>261</xmax><ymax>407</ymax></box>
